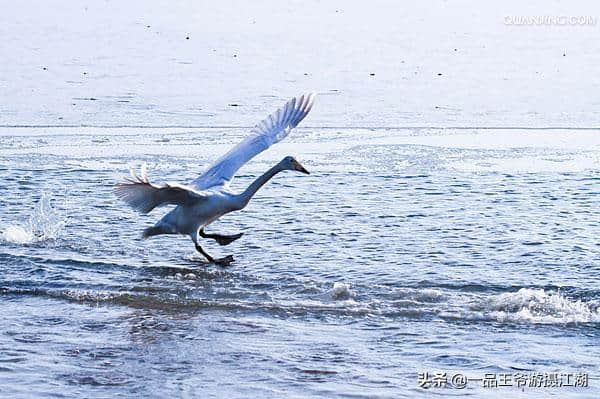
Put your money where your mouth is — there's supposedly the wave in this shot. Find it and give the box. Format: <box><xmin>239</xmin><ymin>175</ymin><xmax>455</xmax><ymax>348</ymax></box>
<box><xmin>387</xmin><ymin>287</ymin><xmax>446</xmax><ymax>302</ymax></box>
<box><xmin>2</xmin><ymin>262</ymin><xmax>598</xmax><ymax>325</ymax></box>
<box><xmin>470</xmin><ymin>288</ymin><xmax>600</xmax><ymax>324</ymax></box>
<box><xmin>0</xmin><ymin>286</ymin><xmax>377</xmax><ymax>318</ymax></box>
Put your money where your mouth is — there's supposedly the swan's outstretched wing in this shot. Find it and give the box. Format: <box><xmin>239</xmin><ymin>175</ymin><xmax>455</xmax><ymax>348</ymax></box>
<box><xmin>191</xmin><ymin>93</ymin><xmax>316</xmax><ymax>190</ymax></box>
<box><xmin>115</xmin><ymin>165</ymin><xmax>208</xmax><ymax>214</ymax></box>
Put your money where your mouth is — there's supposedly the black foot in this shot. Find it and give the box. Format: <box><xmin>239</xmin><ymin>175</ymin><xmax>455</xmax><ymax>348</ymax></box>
<box><xmin>199</xmin><ymin>229</ymin><xmax>244</xmax><ymax>246</ymax></box>
<box><xmin>194</xmin><ymin>242</ymin><xmax>234</xmax><ymax>266</ymax></box>
<box><xmin>215</xmin><ymin>233</ymin><xmax>243</xmax><ymax>246</ymax></box>
<box><xmin>214</xmin><ymin>255</ymin><xmax>234</xmax><ymax>266</ymax></box>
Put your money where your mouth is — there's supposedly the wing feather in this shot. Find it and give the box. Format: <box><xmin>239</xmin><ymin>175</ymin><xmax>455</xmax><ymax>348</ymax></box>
<box><xmin>115</xmin><ymin>165</ymin><xmax>208</xmax><ymax>214</ymax></box>
<box><xmin>191</xmin><ymin>93</ymin><xmax>316</xmax><ymax>190</ymax></box>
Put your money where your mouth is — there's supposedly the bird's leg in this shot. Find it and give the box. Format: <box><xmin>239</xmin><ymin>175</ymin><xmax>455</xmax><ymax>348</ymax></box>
<box><xmin>199</xmin><ymin>228</ymin><xmax>244</xmax><ymax>246</ymax></box>
<box><xmin>192</xmin><ymin>232</ymin><xmax>234</xmax><ymax>266</ymax></box>
<box><xmin>194</xmin><ymin>243</ymin><xmax>214</xmax><ymax>262</ymax></box>
<box><xmin>194</xmin><ymin>244</ymin><xmax>234</xmax><ymax>266</ymax></box>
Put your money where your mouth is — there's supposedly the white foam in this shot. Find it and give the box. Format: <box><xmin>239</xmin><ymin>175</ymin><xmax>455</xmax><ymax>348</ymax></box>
<box><xmin>392</xmin><ymin>288</ymin><xmax>445</xmax><ymax>302</ymax></box>
<box><xmin>331</xmin><ymin>282</ymin><xmax>351</xmax><ymax>300</ymax></box>
<box><xmin>417</xmin><ymin>288</ymin><xmax>445</xmax><ymax>302</ymax></box>
<box><xmin>1</xmin><ymin>225</ymin><xmax>35</xmax><ymax>244</ymax></box>
<box><xmin>482</xmin><ymin>288</ymin><xmax>600</xmax><ymax>324</ymax></box>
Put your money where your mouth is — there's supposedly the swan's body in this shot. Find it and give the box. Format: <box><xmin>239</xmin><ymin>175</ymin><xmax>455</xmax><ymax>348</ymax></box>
<box><xmin>115</xmin><ymin>93</ymin><xmax>315</xmax><ymax>264</ymax></box>
<box><xmin>154</xmin><ymin>189</ymin><xmax>240</xmax><ymax>236</ymax></box>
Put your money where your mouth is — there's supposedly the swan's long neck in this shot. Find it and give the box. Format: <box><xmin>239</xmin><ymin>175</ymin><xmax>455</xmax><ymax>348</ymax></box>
<box><xmin>237</xmin><ymin>163</ymin><xmax>284</xmax><ymax>209</ymax></box>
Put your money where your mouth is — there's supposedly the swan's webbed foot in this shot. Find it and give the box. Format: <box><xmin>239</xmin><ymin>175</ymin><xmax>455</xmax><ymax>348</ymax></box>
<box><xmin>199</xmin><ymin>229</ymin><xmax>244</xmax><ymax>246</ymax></box>
<box><xmin>214</xmin><ymin>255</ymin><xmax>234</xmax><ymax>266</ymax></box>
<box><xmin>214</xmin><ymin>233</ymin><xmax>243</xmax><ymax>246</ymax></box>
<box><xmin>195</xmin><ymin>244</ymin><xmax>235</xmax><ymax>266</ymax></box>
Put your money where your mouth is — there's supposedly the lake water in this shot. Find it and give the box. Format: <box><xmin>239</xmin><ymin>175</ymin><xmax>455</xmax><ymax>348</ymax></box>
<box><xmin>1</xmin><ymin>126</ymin><xmax>599</xmax><ymax>398</ymax></box>
<box><xmin>1</xmin><ymin>1</ymin><xmax>600</xmax><ymax>398</ymax></box>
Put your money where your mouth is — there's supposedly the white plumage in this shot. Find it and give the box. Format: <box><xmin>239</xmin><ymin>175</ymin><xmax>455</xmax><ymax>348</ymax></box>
<box><xmin>115</xmin><ymin>93</ymin><xmax>316</xmax><ymax>265</ymax></box>
<box><xmin>191</xmin><ymin>93</ymin><xmax>315</xmax><ymax>190</ymax></box>
<box><xmin>115</xmin><ymin>171</ymin><xmax>209</xmax><ymax>214</ymax></box>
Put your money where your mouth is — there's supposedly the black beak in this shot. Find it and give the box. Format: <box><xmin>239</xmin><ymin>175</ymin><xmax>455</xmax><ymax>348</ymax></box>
<box><xmin>296</xmin><ymin>163</ymin><xmax>310</xmax><ymax>175</ymax></box>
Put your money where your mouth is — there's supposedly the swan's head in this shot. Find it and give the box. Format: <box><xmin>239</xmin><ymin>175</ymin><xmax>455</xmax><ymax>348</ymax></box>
<box><xmin>281</xmin><ymin>156</ymin><xmax>310</xmax><ymax>175</ymax></box>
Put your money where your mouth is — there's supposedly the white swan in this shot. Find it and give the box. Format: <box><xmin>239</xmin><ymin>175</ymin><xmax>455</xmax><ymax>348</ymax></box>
<box><xmin>115</xmin><ymin>93</ymin><xmax>316</xmax><ymax>265</ymax></box>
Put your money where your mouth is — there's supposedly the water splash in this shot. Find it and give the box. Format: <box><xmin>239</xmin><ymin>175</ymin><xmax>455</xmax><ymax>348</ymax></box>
<box><xmin>480</xmin><ymin>288</ymin><xmax>600</xmax><ymax>324</ymax></box>
<box><xmin>1</xmin><ymin>226</ymin><xmax>35</xmax><ymax>244</ymax></box>
<box><xmin>331</xmin><ymin>282</ymin><xmax>351</xmax><ymax>300</ymax></box>
<box><xmin>1</xmin><ymin>193</ymin><xmax>67</xmax><ymax>244</ymax></box>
